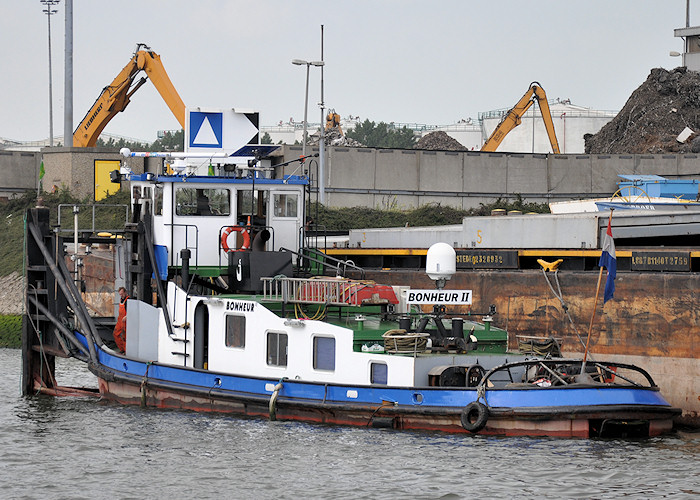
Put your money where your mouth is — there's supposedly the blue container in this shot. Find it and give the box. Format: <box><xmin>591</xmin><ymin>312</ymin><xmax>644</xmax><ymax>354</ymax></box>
<box><xmin>618</xmin><ymin>175</ymin><xmax>700</xmax><ymax>200</ymax></box>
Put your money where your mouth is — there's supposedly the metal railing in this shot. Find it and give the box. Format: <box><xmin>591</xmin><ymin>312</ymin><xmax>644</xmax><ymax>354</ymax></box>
<box><xmin>57</xmin><ymin>203</ymin><xmax>130</xmax><ymax>234</ymax></box>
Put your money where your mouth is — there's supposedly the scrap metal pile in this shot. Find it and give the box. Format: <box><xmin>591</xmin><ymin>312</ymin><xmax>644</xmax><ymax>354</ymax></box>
<box><xmin>415</xmin><ymin>131</ymin><xmax>468</xmax><ymax>151</ymax></box>
<box><xmin>309</xmin><ymin>127</ymin><xmax>363</xmax><ymax>147</ymax></box>
<box><xmin>585</xmin><ymin>67</ymin><xmax>700</xmax><ymax>154</ymax></box>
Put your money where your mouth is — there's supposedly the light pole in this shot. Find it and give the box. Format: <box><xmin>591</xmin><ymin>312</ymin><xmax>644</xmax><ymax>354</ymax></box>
<box><xmin>292</xmin><ymin>59</ymin><xmax>324</xmax><ymax>158</ymax></box>
<box><xmin>41</xmin><ymin>0</ymin><xmax>60</xmax><ymax>147</ymax></box>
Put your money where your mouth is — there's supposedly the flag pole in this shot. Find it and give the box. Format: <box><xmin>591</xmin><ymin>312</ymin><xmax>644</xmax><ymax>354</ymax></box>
<box><xmin>582</xmin><ymin>208</ymin><xmax>614</xmax><ymax>367</ymax></box>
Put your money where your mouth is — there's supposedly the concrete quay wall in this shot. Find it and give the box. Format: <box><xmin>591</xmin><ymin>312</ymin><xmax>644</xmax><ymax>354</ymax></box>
<box><xmin>280</xmin><ymin>146</ymin><xmax>700</xmax><ymax>209</ymax></box>
<box><xmin>4</xmin><ymin>147</ymin><xmax>700</xmax><ymax>208</ymax></box>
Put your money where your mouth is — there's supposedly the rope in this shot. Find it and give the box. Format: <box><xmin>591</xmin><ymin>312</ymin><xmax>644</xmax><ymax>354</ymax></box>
<box><xmin>366</xmin><ymin>401</ymin><xmax>397</xmax><ymax>427</ymax></box>
<box><xmin>476</xmin><ymin>383</ymin><xmax>488</xmax><ymax>407</ymax></box>
<box><xmin>382</xmin><ymin>329</ymin><xmax>428</xmax><ymax>354</ymax></box>
<box><xmin>294</xmin><ymin>302</ymin><xmax>326</xmax><ymax>321</ymax></box>
<box><xmin>140</xmin><ymin>362</ymin><xmax>152</xmax><ymax>407</ymax></box>
<box><xmin>269</xmin><ymin>377</ymin><xmax>287</xmax><ymax>421</ymax></box>
<box><xmin>517</xmin><ymin>337</ymin><xmax>561</xmax><ymax>357</ymax></box>
<box><xmin>540</xmin><ymin>268</ymin><xmax>591</xmax><ymax>356</ymax></box>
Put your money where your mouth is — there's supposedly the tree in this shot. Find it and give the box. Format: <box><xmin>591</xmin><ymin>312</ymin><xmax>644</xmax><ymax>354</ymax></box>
<box><xmin>96</xmin><ymin>136</ymin><xmax>149</xmax><ymax>150</ymax></box>
<box><xmin>261</xmin><ymin>132</ymin><xmax>272</xmax><ymax>144</ymax></box>
<box><xmin>149</xmin><ymin>129</ymin><xmax>184</xmax><ymax>151</ymax></box>
<box><xmin>346</xmin><ymin>119</ymin><xmax>416</xmax><ymax>148</ymax></box>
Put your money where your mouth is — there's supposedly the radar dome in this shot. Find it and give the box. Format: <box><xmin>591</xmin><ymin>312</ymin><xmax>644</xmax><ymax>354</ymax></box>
<box><xmin>426</xmin><ymin>242</ymin><xmax>456</xmax><ymax>282</ymax></box>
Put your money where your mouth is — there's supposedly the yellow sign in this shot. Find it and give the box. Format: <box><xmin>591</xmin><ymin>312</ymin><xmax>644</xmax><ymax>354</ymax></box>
<box><xmin>94</xmin><ymin>160</ymin><xmax>121</xmax><ymax>201</ymax></box>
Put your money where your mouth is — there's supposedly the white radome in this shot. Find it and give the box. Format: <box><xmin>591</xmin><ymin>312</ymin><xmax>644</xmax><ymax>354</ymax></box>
<box><xmin>426</xmin><ymin>242</ymin><xmax>456</xmax><ymax>281</ymax></box>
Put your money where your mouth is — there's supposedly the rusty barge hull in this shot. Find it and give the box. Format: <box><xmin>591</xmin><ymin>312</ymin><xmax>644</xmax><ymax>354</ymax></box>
<box><xmin>357</xmin><ymin>268</ymin><xmax>700</xmax><ymax>427</ymax></box>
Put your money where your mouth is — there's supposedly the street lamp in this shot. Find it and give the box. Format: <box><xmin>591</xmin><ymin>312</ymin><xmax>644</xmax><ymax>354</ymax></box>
<box><xmin>292</xmin><ymin>59</ymin><xmax>324</xmax><ymax>158</ymax></box>
<box><xmin>41</xmin><ymin>0</ymin><xmax>60</xmax><ymax>147</ymax></box>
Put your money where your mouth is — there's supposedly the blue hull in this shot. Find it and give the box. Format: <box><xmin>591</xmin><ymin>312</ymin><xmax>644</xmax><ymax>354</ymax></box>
<box><xmin>78</xmin><ymin>333</ymin><xmax>680</xmax><ymax>438</ymax></box>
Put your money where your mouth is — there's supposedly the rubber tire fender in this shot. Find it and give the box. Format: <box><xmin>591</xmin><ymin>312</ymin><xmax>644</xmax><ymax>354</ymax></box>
<box><xmin>460</xmin><ymin>401</ymin><xmax>489</xmax><ymax>433</ymax></box>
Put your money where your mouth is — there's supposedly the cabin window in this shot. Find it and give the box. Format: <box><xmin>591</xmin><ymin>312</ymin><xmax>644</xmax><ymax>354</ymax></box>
<box><xmin>237</xmin><ymin>189</ymin><xmax>268</xmax><ymax>225</ymax></box>
<box><xmin>154</xmin><ymin>184</ymin><xmax>163</xmax><ymax>216</ymax></box>
<box><xmin>371</xmin><ymin>363</ymin><xmax>388</xmax><ymax>385</ymax></box>
<box><xmin>175</xmin><ymin>187</ymin><xmax>230</xmax><ymax>216</ymax></box>
<box><xmin>273</xmin><ymin>194</ymin><xmax>298</xmax><ymax>218</ymax></box>
<box><xmin>266</xmin><ymin>331</ymin><xmax>288</xmax><ymax>366</ymax></box>
<box><xmin>312</xmin><ymin>336</ymin><xmax>335</xmax><ymax>371</ymax></box>
<box><xmin>225</xmin><ymin>315</ymin><xmax>245</xmax><ymax>348</ymax></box>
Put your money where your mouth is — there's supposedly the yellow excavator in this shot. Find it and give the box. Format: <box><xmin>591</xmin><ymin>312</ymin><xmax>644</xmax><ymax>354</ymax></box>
<box><xmin>325</xmin><ymin>109</ymin><xmax>342</xmax><ymax>135</ymax></box>
<box><xmin>73</xmin><ymin>44</ymin><xmax>185</xmax><ymax>147</ymax></box>
<box><xmin>481</xmin><ymin>82</ymin><xmax>560</xmax><ymax>153</ymax></box>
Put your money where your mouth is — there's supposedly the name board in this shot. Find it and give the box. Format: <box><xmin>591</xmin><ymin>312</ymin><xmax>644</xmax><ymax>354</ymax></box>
<box><xmin>631</xmin><ymin>252</ymin><xmax>690</xmax><ymax>271</ymax></box>
<box><xmin>406</xmin><ymin>289</ymin><xmax>472</xmax><ymax>305</ymax></box>
<box><xmin>456</xmin><ymin>250</ymin><xmax>519</xmax><ymax>269</ymax></box>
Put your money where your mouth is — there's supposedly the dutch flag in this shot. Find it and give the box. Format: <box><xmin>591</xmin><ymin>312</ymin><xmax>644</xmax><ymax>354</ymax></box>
<box><xmin>599</xmin><ymin>217</ymin><xmax>616</xmax><ymax>303</ymax></box>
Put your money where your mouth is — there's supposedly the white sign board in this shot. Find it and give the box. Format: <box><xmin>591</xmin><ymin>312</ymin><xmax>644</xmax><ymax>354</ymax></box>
<box><xmin>185</xmin><ymin>108</ymin><xmax>259</xmax><ymax>156</ymax></box>
<box><xmin>406</xmin><ymin>289</ymin><xmax>472</xmax><ymax>305</ymax></box>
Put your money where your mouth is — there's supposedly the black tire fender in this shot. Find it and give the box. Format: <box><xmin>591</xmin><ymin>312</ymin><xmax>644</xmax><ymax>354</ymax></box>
<box><xmin>460</xmin><ymin>401</ymin><xmax>489</xmax><ymax>433</ymax></box>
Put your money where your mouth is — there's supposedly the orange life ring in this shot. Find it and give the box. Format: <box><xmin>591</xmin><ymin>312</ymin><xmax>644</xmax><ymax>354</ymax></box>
<box><xmin>221</xmin><ymin>226</ymin><xmax>250</xmax><ymax>252</ymax></box>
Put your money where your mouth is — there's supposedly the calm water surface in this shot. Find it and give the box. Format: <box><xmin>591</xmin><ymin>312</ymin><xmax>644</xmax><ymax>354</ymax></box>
<box><xmin>1</xmin><ymin>349</ymin><xmax>699</xmax><ymax>499</ymax></box>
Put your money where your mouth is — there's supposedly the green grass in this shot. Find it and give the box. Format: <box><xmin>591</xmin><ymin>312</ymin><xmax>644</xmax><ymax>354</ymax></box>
<box><xmin>0</xmin><ymin>314</ymin><xmax>21</xmax><ymax>348</ymax></box>
<box><xmin>308</xmin><ymin>195</ymin><xmax>549</xmax><ymax>231</ymax></box>
<box><xmin>0</xmin><ymin>188</ymin><xmax>131</xmax><ymax>277</ymax></box>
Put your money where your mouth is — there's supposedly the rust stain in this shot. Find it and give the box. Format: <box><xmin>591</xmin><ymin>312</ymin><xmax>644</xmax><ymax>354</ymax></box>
<box><xmin>362</xmin><ymin>269</ymin><xmax>700</xmax><ymax>359</ymax></box>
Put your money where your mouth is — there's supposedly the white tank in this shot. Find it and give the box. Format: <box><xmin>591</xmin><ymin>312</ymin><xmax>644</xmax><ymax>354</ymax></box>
<box><xmin>426</xmin><ymin>242</ymin><xmax>456</xmax><ymax>282</ymax></box>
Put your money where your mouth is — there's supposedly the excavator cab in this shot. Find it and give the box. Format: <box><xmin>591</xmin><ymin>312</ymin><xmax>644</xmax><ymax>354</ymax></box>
<box><xmin>325</xmin><ymin>109</ymin><xmax>342</xmax><ymax>135</ymax></box>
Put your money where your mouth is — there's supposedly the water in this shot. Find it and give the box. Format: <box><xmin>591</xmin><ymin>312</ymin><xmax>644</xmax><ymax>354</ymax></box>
<box><xmin>1</xmin><ymin>349</ymin><xmax>699</xmax><ymax>500</ymax></box>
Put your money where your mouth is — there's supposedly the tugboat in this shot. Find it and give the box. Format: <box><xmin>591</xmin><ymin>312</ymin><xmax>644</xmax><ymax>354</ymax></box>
<box><xmin>22</xmin><ymin>147</ymin><xmax>680</xmax><ymax>438</ymax></box>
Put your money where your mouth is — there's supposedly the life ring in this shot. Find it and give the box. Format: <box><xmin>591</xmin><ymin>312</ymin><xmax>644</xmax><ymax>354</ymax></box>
<box><xmin>221</xmin><ymin>226</ymin><xmax>250</xmax><ymax>252</ymax></box>
<box><xmin>460</xmin><ymin>401</ymin><xmax>489</xmax><ymax>433</ymax></box>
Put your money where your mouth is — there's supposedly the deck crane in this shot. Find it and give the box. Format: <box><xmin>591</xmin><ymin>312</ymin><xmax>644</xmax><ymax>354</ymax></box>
<box><xmin>481</xmin><ymin>82</ymin><xmax>561</xmax><ymax>153</ymax></box>
<box><xmin>73</xmin><ymin>44</ymin><xmax>185</xmax><ymax>147</ymax></box>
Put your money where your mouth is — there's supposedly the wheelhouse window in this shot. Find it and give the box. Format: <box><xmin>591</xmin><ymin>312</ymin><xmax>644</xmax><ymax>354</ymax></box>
<box><xmin>371</xmin><ymin>363</ymin><xmax>388</xmax><ymax>385</ymax></box>
<box><xmin>175</xmin><ymin>187</ymin><xmax>230</xmax><ymax>216</ymax></box>
<box><xmin>225</xmin><ymin>315</ymin><xmax>245</xmax><ymax>348</ymax></box>
<box><xmin>313</xmin><ymin>336</ymin><xmax>335</xmax><ymax>371</ymax></box>
<box><xmin>273</xmin><ymin>193</ymin><xmax>298</xmax><ymax>218</ymax></box>
<box><xmin>237</xmin><ymin>189</ymin><xmax>268</xmax><ymax>225</ymax></box>
<box><xmin>267</xmin><ymin>331</ymin><xmax>288</xmax><ymax>366</ymax></box>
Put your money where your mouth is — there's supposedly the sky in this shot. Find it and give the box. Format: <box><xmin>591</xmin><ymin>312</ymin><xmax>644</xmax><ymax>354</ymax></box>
<box><xmin>0</xmin><ymin>0</ymin><xmax>693</xmax><ymax>143</ymax></box>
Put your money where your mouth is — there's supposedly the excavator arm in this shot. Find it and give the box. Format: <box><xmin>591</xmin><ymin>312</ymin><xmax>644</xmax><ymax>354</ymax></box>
<box><xmin>481</xmin><ymin>82</ymin><xmax>560</xmax><ymax>154</ymax></box>
<box><xmin>73</xmin><ymin>44</ymin><xmax>185</xmax><ymax>147</ymax></box>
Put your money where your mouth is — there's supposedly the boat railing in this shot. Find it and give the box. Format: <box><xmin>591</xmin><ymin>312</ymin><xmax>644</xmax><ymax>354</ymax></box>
<box><xmin>167</xmin><ymin>223</ymin><xmax>199</xmax><ymax>269</ymax></box>
<box><xmin>281</xmin><ymin>246</ymin><xmax>365</xmax><ymax>279</ymax></box>
<box><xmin>57</xmin><ymin>203</ymin><xmax>130</xmax><ymax>235</ymax></box>
<box><xmin>261</xmin><ymin>276</ymin><xmax>370</xmax><ymax>306</ymax></box>
<box><xmin>479</xmin><ymin>359</ymin><xmax>657</xmax><ymax>390</ymax></box>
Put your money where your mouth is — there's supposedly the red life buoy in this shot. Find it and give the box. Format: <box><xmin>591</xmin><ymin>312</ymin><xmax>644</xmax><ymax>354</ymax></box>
<box><xmin>221</xmin><ymin>226</ymin><xmax>251</xmax><ymax>252</ymax></box>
